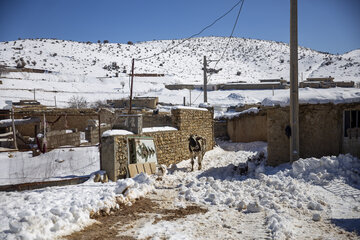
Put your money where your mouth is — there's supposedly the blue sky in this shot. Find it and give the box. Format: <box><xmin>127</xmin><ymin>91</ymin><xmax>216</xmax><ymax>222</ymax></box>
<box><xmin>0</xmin><ymin>0</ymin><xmax>359</xmax><ymax>54</ymax></box>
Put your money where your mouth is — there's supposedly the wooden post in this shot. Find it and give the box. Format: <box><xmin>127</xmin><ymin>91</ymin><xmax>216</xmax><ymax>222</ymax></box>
<box><xmin>128</xmin><ymin>58</ymin><xmax>135</xmax><ymax>114</ymax></box>
<box><xmin>33</xmin><ymin>88</ymin><xmax>36</xmax><ymax>101</ymax></box>
<box><xmin>98</xmin><ymin>113</ymin><xmax>102</xmax><ymax>170</ymax></box>
<box><xmin>290</xmin><ymin>0</ymin><xmax>299</xmax><ymax>162</ymax></box>
<box><xmin>183</xmin><ymin>97</ymin><xmax>186</xmax><ymax>106</ymax></box>
<box><xmin>11</xmin><ymin>108</ymin><xmax>18</xmax><ymax>149</ymax></box>
<box><xmin>189</xmin><ymin>89</ymin><xmax>192</xmax><ymax>106</ymax></box>
<box><xmin>203</xmin><ymin>56</ymin><xmax>208</xmax><ymax>103</ymax></box>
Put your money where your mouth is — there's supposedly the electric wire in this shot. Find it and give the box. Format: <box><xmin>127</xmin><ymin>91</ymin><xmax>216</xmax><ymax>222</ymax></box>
<box><xmin>192</xmin><ymin>0</ymin><xmax>245</xmax><ymax>105</ymax></box>
<box><xmin>135</xmin><ymin>0</ymin><xmax>244</xmax><ymax>61</ymax></box>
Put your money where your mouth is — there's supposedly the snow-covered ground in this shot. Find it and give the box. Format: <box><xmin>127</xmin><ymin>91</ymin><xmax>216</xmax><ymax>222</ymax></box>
<box><xmin>1</xmin><ymin>140</ymin><xmax>359</xmax><ymax>239</ymax></box>
<box><xmin>0</xmin><ymin>146</ymin><xmax>99</xmax><ymax>186</ymax></box>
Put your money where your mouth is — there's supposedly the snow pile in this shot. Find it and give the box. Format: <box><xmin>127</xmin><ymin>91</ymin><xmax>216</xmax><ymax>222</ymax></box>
<box><xmin>164</xmin><ymin>144</ymin><xmax>359</xmax><ymax>239</ymax></box>
<box><xmin>0</xmin><ymin>173</ymin><xmax>154</xmax><ymax>240</ymax></box>
<box><xmin>291</xmin><ymin>154</ymin><xmax>360</xmax><ymax>186</ymax></box>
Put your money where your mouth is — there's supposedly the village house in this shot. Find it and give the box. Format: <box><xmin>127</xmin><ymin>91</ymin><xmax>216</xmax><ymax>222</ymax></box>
<box><xmin>219</xmin><ymin>100</ymin><xmax>360</xmax><ymax>166</ymax></box>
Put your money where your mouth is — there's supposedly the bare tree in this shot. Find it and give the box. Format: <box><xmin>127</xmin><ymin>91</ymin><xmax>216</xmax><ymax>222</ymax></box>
<box><xmin>68</xmin><ymin>96</ymin><xmax>88</xmax><ymax>109</ymax></box>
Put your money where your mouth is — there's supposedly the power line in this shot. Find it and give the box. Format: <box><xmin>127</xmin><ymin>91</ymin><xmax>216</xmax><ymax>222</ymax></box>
<box><xmin>135</xmin><ymin>0</ymin><xmax>244</xmax><ymax>61</ymax></box>
<box><xmin>192</xmin><ymin>0</ymin><xmax>245</xmax><ymax>105</ymax></box>
<box><xmin>207</xmin><ymin>0</ymin><xmax>245</xmax><ymax>84</ymax></box>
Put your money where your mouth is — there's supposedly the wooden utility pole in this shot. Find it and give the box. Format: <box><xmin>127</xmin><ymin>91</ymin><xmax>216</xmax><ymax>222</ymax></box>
<box><xmin>129</xmin><ymin>58</ymin><xmax>135</xmax><ymax>114</ymax></box>
<box><xmin>203</xmin><ymin>56</ymin><xmax>208</xmax><ymax>103</ymax></box>
<box><xmin>189</xmin><ymin>89</ymin><xmax>192</xmax><ymax>106</ymax></box>
<box><xmin>290</xmin><ymin>0</ymin><xmax>299</xmax><ymax>162</ymax></box>
<box><xmin>11</xmin><ymin>108</ymin><xmax>18</xmax><ymax>149</ymax></box>
<box><xmin>98</xmin><ymin>113</ymin><xmax>102</xmax><ymax>170</ymax></box>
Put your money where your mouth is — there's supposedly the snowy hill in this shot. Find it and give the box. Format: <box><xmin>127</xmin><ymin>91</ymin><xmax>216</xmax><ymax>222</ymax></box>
<box><xmin>0</xmin><ymin>37</ymin><xmax>359</xmax><ymax>108</ymax></box>
<box><xmin>1</xmin><ymin>37</ymin><xmax>359</xmax><ymax>83</ymax></box>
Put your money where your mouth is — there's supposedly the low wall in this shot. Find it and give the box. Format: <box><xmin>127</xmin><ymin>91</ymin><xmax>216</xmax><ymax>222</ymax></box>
<box><xmin>142</xmin><ymin>113</ymin><xmax>172</xmax><ymax>128</ymax></box>
<box><xmin>46</xmin><ymin>130</ymin><xmax>81</xmax><ymax>149</ymax></box>
<box><xmin>227</xmin><ymin>112</ymin><xmax>267</xmax><ymax>142</ymax></box>
<box><xmin>101</xmin><ymin>108</ymin><xmax>214</xmax><ymax>181</ymax></box>
<box><xmin>214</xmin><ymin>120</ymin><xmax>228</xmax><ymax>138</ymax></box>
<box><xmin>85</xmin><ymin>125</ymin><xmax>111</xmax><ymax>144</ymax></box>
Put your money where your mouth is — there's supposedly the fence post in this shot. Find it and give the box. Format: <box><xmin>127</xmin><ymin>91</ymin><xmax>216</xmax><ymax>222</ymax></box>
<box><xmin>11</xmin><ymin>108</ymin><xmax>18</xmax><ymax>149</ymax></box>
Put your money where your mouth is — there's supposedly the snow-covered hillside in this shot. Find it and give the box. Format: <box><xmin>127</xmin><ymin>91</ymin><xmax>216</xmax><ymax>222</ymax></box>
<box><xmin>0</xmin><ymin>37</ymin><xmax>359</xmax><ymax>109</ymax></box>
<box><xmin>1</xmin><ymin>37</ymin><xmax>359</xmax><ymax>83</ymax></box>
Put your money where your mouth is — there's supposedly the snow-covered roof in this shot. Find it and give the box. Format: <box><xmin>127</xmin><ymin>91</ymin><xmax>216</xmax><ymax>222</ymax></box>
<box><xmin>102</xmin><ymin>129</ymin><xmax>134</xmax><ymax>137</ymax></box>
<box><xmin>142</xmin><ymin>126</ymin><xmax>177</xmax><ymax>133</ymax></box>
<box><xmin>261</xmin><ymin>87</ymin><xmax>360</xmax><ymax>107</ymax></box>
<box><xmin>215</xmin><ymin>107</ymin><xmax>260</xmax><ymax>120</ymax></box>
<box><xmin>172</xmin><ymin>106</ymin><xmax>208</xmax><ymax>111</ymax></box>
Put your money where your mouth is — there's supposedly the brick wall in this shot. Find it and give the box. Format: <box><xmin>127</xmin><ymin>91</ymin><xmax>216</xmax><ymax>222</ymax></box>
<box><xmin>101</xmin><ymin>108</ymin><xmax>214</xmax><ymax>181</ymax></box>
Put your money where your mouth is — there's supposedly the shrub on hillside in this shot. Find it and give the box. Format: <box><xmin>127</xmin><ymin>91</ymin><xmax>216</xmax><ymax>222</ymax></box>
<box><xmin>15</xmin><ymin>58</ymin><xmax>26</xmax><ymax>68</ymax></box>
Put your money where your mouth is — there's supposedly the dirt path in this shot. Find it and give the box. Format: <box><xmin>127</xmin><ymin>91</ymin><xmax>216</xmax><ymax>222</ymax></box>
<box><xmin>63</xmin><ymin>186</ymin><xmax>273</xmax><ymax>240</ymax></box>
<box><xmin>64</xmin><ymin>183</ymin><xmax>357</xmax><ymax>240</ymax></box>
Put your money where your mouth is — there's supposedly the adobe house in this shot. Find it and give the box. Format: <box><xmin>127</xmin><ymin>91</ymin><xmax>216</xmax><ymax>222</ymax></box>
<box><xmin>223</xmin><ymin>102</ymin><xmax>360</xmax><ymax>166</ymax></box>
<box><xmin>107</xmin><ymin>97</ymin><xmax>159</xmax><ymax>109</ymax></box>
<box><xmin>300</xmin><ymin>76</ymin><xmax>355</xmax><ymax>88</ymax></box>
<box><xmin>267</xmin><ymin>102</ymin><xmax>360</xmax><ymax>165</ymax></box>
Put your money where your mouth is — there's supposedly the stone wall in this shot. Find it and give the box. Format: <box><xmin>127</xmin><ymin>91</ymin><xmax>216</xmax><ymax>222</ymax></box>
<box><xmin>227</xmin><ymin>112</ymin><xmax>267</xmax><ymax>142</ymax></box>
<box><xmin>46</xmin><ymin>130</ymin><xmax>81</xmax><ymax>149</ymax></box>
<box><xmin>267</xmin><ymin>103</ymin><xmax>360</xmax><ymax>166</ymax></box>
<box><xmin>101</xmin><ymin>108</ymin><xmax>214</xmax><ymax>181</ymax></box>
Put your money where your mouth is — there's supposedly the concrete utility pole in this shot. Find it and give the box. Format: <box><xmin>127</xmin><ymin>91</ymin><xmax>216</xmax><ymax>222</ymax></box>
<box><xmin>203</xmin><ymin>56</ymin><xmax>208</xmax><ymax>103</ymax></box>
<box><xmin>290</xmin><ymin>0</ymin><xmax>300</xmax><ymax>162</ymax></box>
<box><xmin>129</xmin><ymin>58</ymin><xmax>135</xmax><ymax>114</ymax></box>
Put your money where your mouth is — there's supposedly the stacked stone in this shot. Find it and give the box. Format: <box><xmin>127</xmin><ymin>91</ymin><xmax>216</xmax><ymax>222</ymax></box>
<box><xmin>172</xmin><ymin>108</ymin><xmax>214</xmax><ymax>151</ymax></box>
<box><xmin>102</xmin><ymin>108</ymin><xmax>215</xmax><ymax>181</ymax></box>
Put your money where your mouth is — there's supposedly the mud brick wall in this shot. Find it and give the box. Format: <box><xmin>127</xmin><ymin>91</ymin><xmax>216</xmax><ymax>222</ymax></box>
<box><xmin>227</xmin><ymin>112</ymin><xmax>267</xmax><ymax>142</ymax></box>
<box><xmin>267</xmin><ymin>103</ymin><xmax>360</xmax><ymax>166</ymax></box>
<box><xmin>214</xmin><ymin>120</ymin><xmax>228</xmax><ymax>138</ymax></box>
<box><xmin>142</xmin><ymin>113</ymin><xmax>172</xmax><ymax>128</ymax></box>
<box><xmin>15</xmin><ymin>114</ymin><xmax>97</xmax><ymax>137</ymax></box>
<box><xmin>101</xmin><ymin>108</ymin><xmax>214</xmax><ymax>181</ymax></box>
<box><xmin>46</xmin><ymin>130</ymin><xmax>81</xmax><ymax>149</ymax></box>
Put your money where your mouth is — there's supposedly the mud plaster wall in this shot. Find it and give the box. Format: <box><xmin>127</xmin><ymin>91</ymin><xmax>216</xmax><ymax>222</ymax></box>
<box><xmin>227</xmin><ymin>113</ymin><xmax>267</xmax><ymax>142</ymax></box>
<box><xmin>267</xmin><ymin>103</ymin><xmax>359</xmax><ymax>166</ymax></box>
<box><xmin>101</xmin><ymin>108</ymin><xmax>214</xmax><ymax>181</ymax></box>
